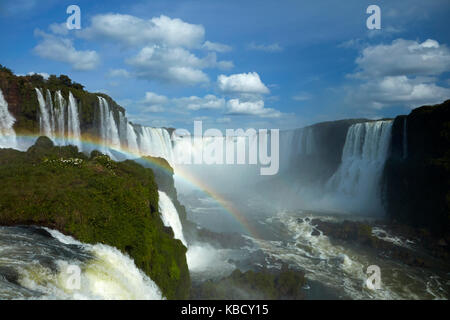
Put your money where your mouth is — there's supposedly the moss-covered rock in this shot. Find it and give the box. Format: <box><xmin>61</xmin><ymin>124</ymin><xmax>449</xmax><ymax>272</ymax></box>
<box><xmin>0</xmin><ymin>138</ymin><xmax>190</xmax><ymax>299</ymax></box>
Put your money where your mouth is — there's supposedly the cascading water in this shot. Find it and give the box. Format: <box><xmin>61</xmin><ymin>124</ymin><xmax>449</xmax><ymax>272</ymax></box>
<box><xmin>138</xmin><ymin>127</ymin><xmax>174</xmax><ymax>163</ymax></box>
<box><xmin>0</xmin><ymin>89</ymin><xmax>16</xmax><ymax>149</ymax></box>
<box><xmin>98</xmin><ymin>96</ymin><xmax>121</xmax><ymax>152</ymax></box>
<box><xmin>126</xmin><ymin>123</ymin><xmax>140</xmax><ymax>154</ymax></box>
<box><xmin>67</xmin><ymin>92</ymin><xmax>82</xmax><ymax>150</ymax></box>
<box><xmin>54</xmin><ymin>90</ymin><xmax>66</xmax><ymax>145</ymax></box>
<box><xmin>278</xmin><ymin>126</ymin><xmax>318</xmax><ymax>172</ymax></box>
<box><xmin>158</xmin><ymin>191</ymin><xmax>187</xmax><ymax>246</ymax></box>
<box><xmin>0</xmin><ymin>226</ymin><xmax>164</xmax><ymax>300</ymax></box>
<box><xmin>35</xmin><ymin>88</ymin><xmax>53</xmax><ymax>138</ymax></box>
<box><xmin>325</xmin><ymin>120</ymin><xmax>393</xmax><ymax>214</ymax></box>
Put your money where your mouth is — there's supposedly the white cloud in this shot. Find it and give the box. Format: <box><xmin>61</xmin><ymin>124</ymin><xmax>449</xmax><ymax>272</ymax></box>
<box><xmin>107</xmin><ymin>69</ymin><xmax>130</xmax><ymax>78</ymax></box>
<box><xmin>345</xmin><ymin>38</ymin><xmax>450</xmax><ymax>110</ymax></box>
<box><xmin>49</xmin><ymin>22</ymin><xmax>69</xmax><ymax>36</ymax></box>
<box><xmin>175</xmin><ymin>94</ymin><xmax>225</xmax><ymax>111</ymax></box>
<box><xmin>33</xmin><ymin>31</ymin><xmax>99</xmax><ymax>71</ymax></box>
<box><xmin>202</xmin><ymin>41</ymin><xmax>232</xmax><ymax>52</ymax></box>
<box><xmin>247</xmin><ymin>42</ymin><xmax>283</xmax><ymax>52</ymax></box>
<box><xmin>226</xmin><ymin>99</ymin><xmax>281</xmax><ymax>118</ymax></box>
<box><xmin>127</xmin><ymin>46</ymin><xmax>232</xmax><ymax>85</ymax></box>
<box><xmin>143</xmin><ymin>92</ymin><xmax>168</xmax><ymax>105</ymax></box>
<box><xmin>349</xmin><ymin>76</ymin><xmax>450</xmax><ymax>109</ymax></box>
<box><xmin>353</xmin><ymin>39</ymin><xmax>450</xmax><ymax>78</ymax></box>
<box><xmin>80</xmin><ymin>14</ymin><xmax>205</xmax><ymax>49</ymax></box>
<box><xmin>217</xmin><ymin>72</ymin><xmax>270</xmax><ymax>95</ymax></box>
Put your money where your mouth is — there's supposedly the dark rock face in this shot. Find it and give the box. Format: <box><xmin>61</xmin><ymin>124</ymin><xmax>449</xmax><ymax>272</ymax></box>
<box><xmin>383</xmin><ymin>100</ymin><xmax>450</xmax><ymax>237</ymax></box>
<box><xmin>290</xmin><ymin>119</ymin><xmax>370</xmax><ymax>184</ymax></box>
<box><xmin>191</xmin><ymin>267</ymin><xmax>306</xmax><ymax>300</ymax></box>
<box><xmin>311</xmin><ymin>219</ymin><xmax>448</xmax><ymax>269</ymax></box>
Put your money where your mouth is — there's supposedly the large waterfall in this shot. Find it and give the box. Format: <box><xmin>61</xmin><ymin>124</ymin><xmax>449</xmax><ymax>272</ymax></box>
<box><xmin>0</xmin><ymin>89</ymin><xmax>16</xmax><ymax>149</ymax></box>
<box><xmin>30</xmin><ymin>88</ymin><xmax>175</xmax><ymax>162</ymax></box>
<box><xmin>325</xmin><ymin>120</ymin><xmax>393</xmax><ymax>214</ymax></box>
<box><xmin>158</xmin><ymin>191</ymin><xmax>187</xmax><ymax>246</ymax></box>
<box><xmin>279</xmin><ymin>126</ymin><xmax>317</xmax><ymax>171</ymax></box>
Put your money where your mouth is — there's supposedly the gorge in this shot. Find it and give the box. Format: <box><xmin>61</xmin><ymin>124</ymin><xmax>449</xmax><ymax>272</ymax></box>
<box><xmin>0</xmin><ymin>68</ymin><xmax>449</xmax><ymax>300</ymax></box>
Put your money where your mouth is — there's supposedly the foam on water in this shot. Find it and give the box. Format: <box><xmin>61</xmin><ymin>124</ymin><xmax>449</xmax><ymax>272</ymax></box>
<box><xmin>0</xmin><ymin>227</ymin><xmax>164</xmax><ymax>300</ymax></box>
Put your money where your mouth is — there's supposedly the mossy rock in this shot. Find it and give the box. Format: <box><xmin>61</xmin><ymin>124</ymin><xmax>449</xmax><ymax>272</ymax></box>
<box><xmin>0</xmin><ymin>139</ymin><xmax>190</xmax><ymax>299</ymax></box>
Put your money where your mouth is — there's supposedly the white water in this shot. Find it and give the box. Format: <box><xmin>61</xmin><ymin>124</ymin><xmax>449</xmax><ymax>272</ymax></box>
<box><xmin>98</xmin><ymin>96</ymin><xmax>121</xmax><ymax>152</ymax></box>
<box><xmin>54</xmin><ymin>91</ymin><xmax>66</xmax><ymax>145</ymax></box>
<box><xmin>245</xmin><ymin>210</ymin><xmax>448</xmax><ymax>300</ymax></box>
<box><xmin>324</xmin><ymin>121</ymin><xmax>393</xmax><ymax>214</ymax></box>
<box><xmin>35</xmin><ymin>88</ymin><xmax>53</xmax><ymax>138</ymax></box>
<box><xmin>137</xmin><ymin>127</ymin><xmax>174</xmax><ymax>163</ymax></box>
<box><xmin>0</xmin><ymin>89</ymin><xmax>16</xmax><ymax>149</ymax></box>
<box><xmin>0</xmin><ymin>226</ymin><xmax>164</xmax><ymax>300</ymax></box>
<box><xmin>67</xmin><ymin>92</ymin><xmax>82</xmax><ymax>150</ymax></box>
<box><xmin>158</xmin><ymin>191</ymin><xmax>187</xmax><ymax>246</ymax></box>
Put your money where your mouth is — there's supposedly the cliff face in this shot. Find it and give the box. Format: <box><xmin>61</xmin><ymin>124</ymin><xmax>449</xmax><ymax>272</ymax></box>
<box><xmin>0</xmin><ymin>68</ymin><xmax>124</xmax><ymax>136</ymax></box>
<box><xmin>383</xmin><ymin>100</ymin><xmax>450</xmax><ymax>236</ymax></box>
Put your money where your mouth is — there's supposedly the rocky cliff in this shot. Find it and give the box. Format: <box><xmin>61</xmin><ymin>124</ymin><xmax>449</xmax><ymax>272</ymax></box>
<box><xmin>383</xmin><ymin>100</ymin><xmax>450</xmax><ymax>236</ymax></box>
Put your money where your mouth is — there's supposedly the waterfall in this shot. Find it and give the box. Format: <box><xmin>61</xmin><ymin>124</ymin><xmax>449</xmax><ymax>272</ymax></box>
<box><xmin>278</xmin><ymin>126</ymin><xmax>319</xmax><ymax>172</ymax></box>
<box><xmin>98</xmin><ymin>97</ymin><xmax>121</xmax><ymax>152</ymax></box>
<box><xmin>138</xmin><ymin>127</ymin><xmax>174</xmax><ymax>163</ymax></box>
<box><xmin>158</xmin><ymin>191</ymin><xmax>187</xmax><ymax>246</ymax></box>
<box><xmin>0</xmin><ymin>89</ymin><xmax>17</xmax><ymax>149</ymax></box>
<box><xmin>325</xmin><ymin>120</ymin><xmax>393</xmax><ymax>214</ymax></box>
<box><xmin>126</xmin><ymin>123</ymin><xmax>139</xmax><ymax>154</ymax></box>
<box><xmin>67</xmin><ymin>92</ymin><xmax>82</xmax><ymax>150</ymax></box>
<box><xmin>5</xmin><ymin>87</ymin><xmax>179</xmax><ymax>163</ymax></box>
<box><xmin>35</xmin><ymin>88</ymin><xmax>53</xmax><ymax>138</ymax></box>
<box><xmin>0</xmin><ymin>226</ymin><xmax>164</xmax><ymax>300</ymax></box>
<box><xmin>54</xmin><ymin>90</ymin><xmax>66</xmax><ymax>145</ymax></box>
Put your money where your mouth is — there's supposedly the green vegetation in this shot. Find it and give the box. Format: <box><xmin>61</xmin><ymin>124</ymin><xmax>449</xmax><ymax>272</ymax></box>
<box><xmin>0</xmin><ymin>137</ymin><xmax>190</xmax><ymax>299</ymax></box>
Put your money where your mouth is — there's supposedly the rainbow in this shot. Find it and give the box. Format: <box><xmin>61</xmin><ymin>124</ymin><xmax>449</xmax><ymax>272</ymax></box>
<box><xmin>8</xmin><ymin>133</ymin><xmax>262</xmax><ymax>240</ymax></box>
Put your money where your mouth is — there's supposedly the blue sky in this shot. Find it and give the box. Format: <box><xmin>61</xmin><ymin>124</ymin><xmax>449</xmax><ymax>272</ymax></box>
<box><xmin>1</xmin><ymin>0</ymin><xmax>449</xmax><ymax>130</ymax></box>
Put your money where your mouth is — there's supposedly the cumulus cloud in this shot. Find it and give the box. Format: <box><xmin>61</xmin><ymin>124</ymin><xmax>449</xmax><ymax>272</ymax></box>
<box><xmin>107</xmin><ymin>68</ymin><xmax>131</xmax><ymax>78</ymax></box>
<box><xmin>143</xmin><ymin>92</ymin><xmax>169</xmax><ymax>105</ymax></box>
<box><xmin>33</xmin><ymin>31</ymin><xmax>99</xmax><ymax>71</ymax></box>
<box><xmin>226</xmin><ymin>99</ymin><xmax>281</xmax><ymax>118</ymax></box>
<box><xmin>79</xmin><ymin>14</ymin><xmax>205</xmax><ymax>49</ymax></box>
<box><xmin>49</xmin><ymin>22</ymin><xmax>69</xmax><ymax>36</ymax></box>
<box><xmin>349</xmin><ymin>76</ymin><xmax>450</xmax><ymax>109</ymax></box>
<box><xmin>247</xmin><ymin>42</ymin><xmax>283</xmax><ymax>52</ymax></box>
<box><xmin>353</xmin><ymin>39</ymin><xmax>450</xmax><ymax>78</ymax></box>
<box><xmin>126</xmin><ymin>46</ymin><xmax>232</xmax><ymax>85</ymax></box>
<box><xmin>174</xmin><ymin>94</ymin><xmax>225</xmax><ymax>111</ymax></box>
<box><xmin>347</xmin><ymin>38</ymin><xmax>450</xmax><ymax>110</ymax></box>
<box><xmin>217</xmin><ymin>72</ymin><xmax>270</xmax><ymax>95</ymax></box>
<box><xmin>203</xmin><ymin>41</ymin><xmax>232</xmax><ymax>52</ymax></box>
